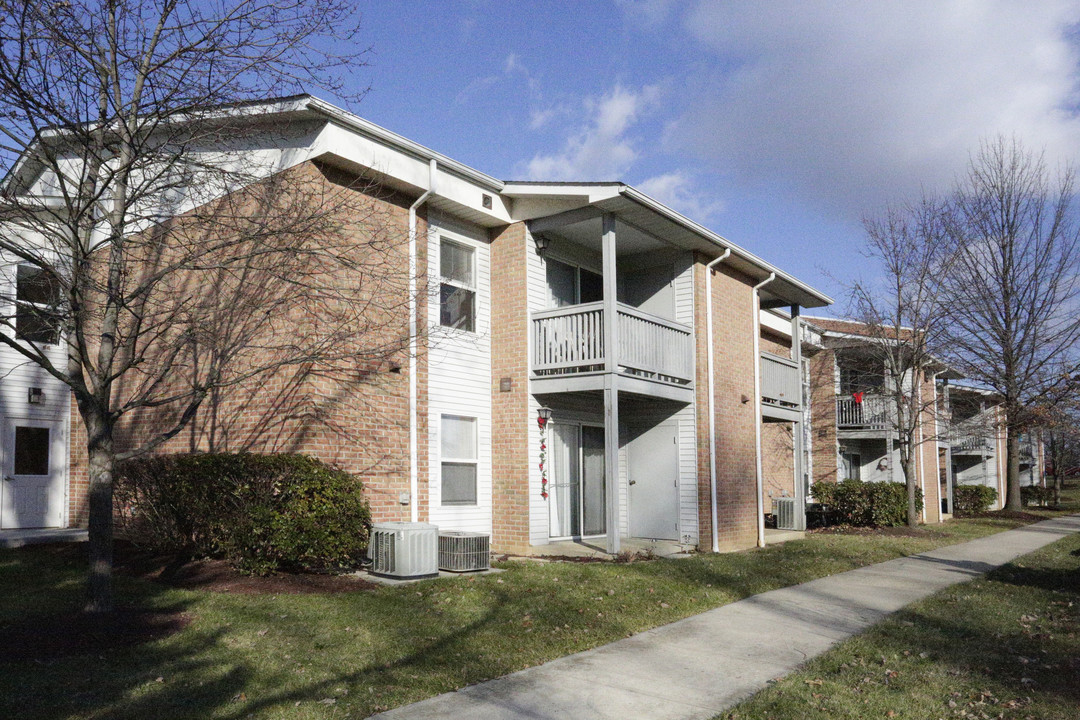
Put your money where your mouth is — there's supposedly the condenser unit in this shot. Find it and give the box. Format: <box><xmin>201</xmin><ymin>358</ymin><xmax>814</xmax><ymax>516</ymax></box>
<box><xmin>438</xmin><ymin>531</ymin><xmax>491</xmax><ymax>572</ymax></box>
<box><xmin>368</xmin><ymin>522</ymin><xmax>439</xmax><ymax>579</ymax></box>
<box><xmin>772</xmin><ymin>497</ymin><xmax>797</xmax><ymax>531</ymax></box>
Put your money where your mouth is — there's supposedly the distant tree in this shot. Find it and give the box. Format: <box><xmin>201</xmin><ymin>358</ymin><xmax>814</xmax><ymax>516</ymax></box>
<box><xmin>0</xmin><ymin>0</ymin><xmax>401</xmax><ymax>614</ymax></box>
<box><xmin>1033</xmin><ymin>398</ymin><xmax>1080</xmax><ymax>505</ymax></box>
<box><xmin>938</xmin><ymin>137</ymin><xmax>1080</xmax><ymax>511</ymax></box>
<box><xmin>850</xmin><ymin>196</ymin><xmax>955</xmax><ymax>526</ymax></box>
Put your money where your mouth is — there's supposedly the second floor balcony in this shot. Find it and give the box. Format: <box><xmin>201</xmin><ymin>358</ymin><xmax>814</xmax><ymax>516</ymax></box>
<box><xmin>836</xmin><ymin>393</ymin><xmax>892</xmax><ymax>432</ymax></box>
<box><xmin>531</xmin><ymin>301</ymin><xmax>693</xmax><ymax>397</ymax></box>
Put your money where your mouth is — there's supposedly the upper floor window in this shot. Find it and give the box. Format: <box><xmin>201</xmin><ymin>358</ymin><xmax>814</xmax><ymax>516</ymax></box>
<box><xmin>15</xmin><ymin>264</ymin><xmax>62</xmax><ymax>345</ymax></box>
<box><xmin>440</xmin><ymin>238</ymin><xmax>475</xmax><ymax>332</ymax></box>
<box><xmin>546</xmin><ymin>257</ymin><xmax>602</xmax><ymax>308</ymax></box>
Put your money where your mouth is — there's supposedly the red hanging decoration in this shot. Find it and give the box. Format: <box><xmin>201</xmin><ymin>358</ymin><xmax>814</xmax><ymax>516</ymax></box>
<box><xmin>852</xmin><ymin>391</ymin><xmax>864</xmax><ymax>404</ymax></box>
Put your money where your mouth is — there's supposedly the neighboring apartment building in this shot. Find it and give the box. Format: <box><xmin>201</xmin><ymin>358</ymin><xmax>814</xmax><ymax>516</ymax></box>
<box><xmin>805</xmin><ymin>318</ymin><xmax>951</xmax><ymax>523</ymax></box>
<box><xmin>0</xmin><ymin>95</ymin><xmax>834</xmax><ymax>555</ymax></box>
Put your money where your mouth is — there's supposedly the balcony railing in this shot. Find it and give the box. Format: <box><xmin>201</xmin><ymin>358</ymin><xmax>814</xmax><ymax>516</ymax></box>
<box><xmin>836</xmin><ymin>394</ymin><xmax>891</xmax><ymax>430</ymax></box>
<box><xmin>532</xmin><ymin>302</ymin><xmax>693</xmax><ymax>385</ymax></box>
<box><xmin>950</xmin><ymin>433</ymin><xmax>994</xmax><ymax>453</ymax></box>
<box><xmin>761</xmin><ymin>352</ymin><xmax>801</xmax><ymax>408</ymax></box>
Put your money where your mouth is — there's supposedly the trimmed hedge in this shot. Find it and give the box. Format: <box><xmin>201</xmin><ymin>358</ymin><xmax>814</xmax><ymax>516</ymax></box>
<box><xmin>115</xmin><ymin>453</ymin><xmax>371</xmax><ymax>574</ymax></box>
<box><xmin>1020</xmin><ymin>485</ymin><xmax>1053</xmax><ymax>507</ymax></box>
<box><xmin>953</xmin><ymin>484</ymin><xmax>997</xmax><ymax>516</ymax></box>
<box><xmin>810</xmin><ymin>478</ymin><xmax>922</xmax><ymax>527</ymax></box>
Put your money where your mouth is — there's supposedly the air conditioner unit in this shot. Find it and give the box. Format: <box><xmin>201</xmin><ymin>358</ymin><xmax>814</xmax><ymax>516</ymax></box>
<box><xmin>438</xmin><ymin>531</ymin><xmax>490</xmax><ymax>572</ymax></box>
<box><xmin>773</xmin><ymin>497</ymin><xmax>797</xmax><ymax>531</ymax></box>
<box><xmin>369</xmin><ymin>522</ymin><xmax>439</xmax><ymax>579</ymax></box>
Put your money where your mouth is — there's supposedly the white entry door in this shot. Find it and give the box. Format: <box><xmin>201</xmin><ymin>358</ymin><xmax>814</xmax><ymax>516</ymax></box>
<box><xmin>628</xmin><ymin>423</ymin><xmax>679</xmax><ymax>540</ymax></box>
<box><xmin>0</xmin><ymin>418</ymin><xmax>66</xmax><ymax>529</ymax></box>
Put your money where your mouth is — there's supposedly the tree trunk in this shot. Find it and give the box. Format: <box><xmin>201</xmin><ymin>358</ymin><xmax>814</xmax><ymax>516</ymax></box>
<box><xmin>1005</xmin><ymin>431</ymin><xmax>1022</xmax><ymax>511</ymax></box>
<box><xmin>84</xmin><ymin>415</ymin><xmax>115</xmax><ymax>614</ymax></box>
<box><xmin>904</xmin><ymin>453</ymin><xmax>919</xmax><ymax>527</ymax></box>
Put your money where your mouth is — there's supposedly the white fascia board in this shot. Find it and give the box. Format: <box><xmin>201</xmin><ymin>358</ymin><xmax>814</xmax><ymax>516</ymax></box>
<box><xmin>304</xmin><ymin>98</ymin><xmax>505</xmax><ymax>193</ymax></box>
<box><xmin>759</xmin><ymin>308</ymin><xmax>823</xmax><ymax>347</ymax></box>
<box><xmin>310</xmin><ymin>123</ymin><xmax>513</xmax><ymax>224</ymax></box>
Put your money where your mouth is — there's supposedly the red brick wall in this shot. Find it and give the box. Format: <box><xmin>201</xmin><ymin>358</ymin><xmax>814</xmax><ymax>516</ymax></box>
<box><xmin>67</xmin><ymin>400</ymin><xmax>90</xmax><ymax>526</ymax></box>
<box><xmin>114</xmin><ymin>160</ymin><xmax>426</xmax><ymax>525</ymax></box>
<box><xmin>810</xmin><ymin>349</ymin><xmax>838</xmax><ymax>487</ymax></box>
<box><xmin>489</xmin><ymin>222</ymin><xmax>531</xmax><ymax>553</ymax></box>
<box><xmin>762</xmin><ymin>421</ymin><xmax>795</xmax><ymax>505</ymax></box>
<box><xmin>694</xmin><ymin>258</ymin><xmax>760</xmax><ymax>552</ymax></box>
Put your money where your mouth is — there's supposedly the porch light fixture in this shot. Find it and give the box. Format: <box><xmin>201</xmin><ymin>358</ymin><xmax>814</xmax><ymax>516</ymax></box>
<box><xmin>28</xmin><ymin>387</ymin><xmax>43</xmax><ymax>404</ymax></box>
<box><xmin>537</xmin><ymin>406</ymin><xmax>553</xmax><ymax>428</ymax></box>
<box><xmin>533</xmin><ymin>233</ymin><xmax>551</xmax><ymax>258</ymax></box>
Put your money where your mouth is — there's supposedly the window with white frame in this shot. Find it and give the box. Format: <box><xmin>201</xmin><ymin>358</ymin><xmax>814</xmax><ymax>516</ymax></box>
<box><xmin>15</xmin><ymin>264</ymin><xmax>62</xmax><ymax>345</ymax></box>
<box><xmin>439</xmin><ymin>238</ymin><xmax>476</xmax><ymax>332</ymax></box>
<box><xmin>441</xmin><ymin>414</ymin><xmax>477</xmax><ymax>506</ymax></box>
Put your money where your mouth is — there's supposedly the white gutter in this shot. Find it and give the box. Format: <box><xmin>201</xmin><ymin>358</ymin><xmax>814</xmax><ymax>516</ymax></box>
<box><xmin>408</xmin><ymin>158</ymin><xmax>437</xmax><ymax>522</ymax></box>
<box><xmin>752</xmin><ymin>273</ymin><xmax>776</xmax><ymax>548</ymax></box>
<box><xmin>705</xmin><ymin>248</ymin><xmax>731</xmax><ymax>553</ymax></box>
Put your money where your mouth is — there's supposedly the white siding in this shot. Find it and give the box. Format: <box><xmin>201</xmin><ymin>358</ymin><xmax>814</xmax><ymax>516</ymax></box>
<box><xmin>426</xmin><ymin>213</ymin><xmax>492</xmax><ymax>534</ymax></box>
<box><xmin>0</xmin><ymin>257</ymin><xmax>73</xmax><ymax>527</ymax></box>
<box><xmin>672</xmin><ymin>253</ymin><xmax>698</xmax><ymax>545</ymax></box>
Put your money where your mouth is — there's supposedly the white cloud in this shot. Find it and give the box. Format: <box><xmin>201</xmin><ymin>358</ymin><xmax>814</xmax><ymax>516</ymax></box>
<box><xmin>637</xmin><ymin>172</ymin><xmax>724</xmax><ymax>221</ymax></box>
<box><xmin>669</xmin><ymin>1</ymin><xmax>1080</xmax><ymax>216</ymax></box>
<box><xmin>525</xmin><ymin>84</ymin><xmax>661</xmax><ymax>180</ymax></box>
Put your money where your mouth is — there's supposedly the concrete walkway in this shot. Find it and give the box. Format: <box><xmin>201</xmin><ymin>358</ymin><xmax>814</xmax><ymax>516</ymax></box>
<box><xmin>0</xmin><ymin>528</ymin><xmax>87</xmax><ymax>549</ymax></box>
<box><xmin>375</xmin><ymin>515</ymin><xmax>1080</xmax><ymax>720</ymax></box>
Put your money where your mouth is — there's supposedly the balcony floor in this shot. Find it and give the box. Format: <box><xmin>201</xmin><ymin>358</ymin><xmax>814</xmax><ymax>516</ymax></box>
<box><xmin>531</xmin><ymin>369</ymin><xmax>694</xmax><ymax>403</ymax></box>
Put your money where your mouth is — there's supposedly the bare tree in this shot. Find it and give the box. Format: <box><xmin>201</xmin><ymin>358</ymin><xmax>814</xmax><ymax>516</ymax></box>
<box><xmin>1033</xmin><ymin>398</ymin><xmax>1080</xmax><ymax>505</ymax></box>
<box><xmin>849</xmin><ymin>197</ymin><xmax>955</xmax><ymax>526</ymax></box>
<box><xmin>0</xmin><ymin>1</ymin><xmax>409</xmax><ymax>613</ymax></box>
<box><xmin>938</xmin><ymin>137</ymin><xmax>1080</xmax><ymax>511</ymax></box>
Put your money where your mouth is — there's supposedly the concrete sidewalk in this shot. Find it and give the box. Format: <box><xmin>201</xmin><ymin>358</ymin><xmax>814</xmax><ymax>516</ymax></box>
<box><xmin>375</xmin><ymin>515</ymin><xmax>1080</xmax><ymax>720</ymax></box>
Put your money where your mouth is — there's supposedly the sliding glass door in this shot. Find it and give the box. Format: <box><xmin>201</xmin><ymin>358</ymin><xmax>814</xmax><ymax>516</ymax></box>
<box><xmin>548</xmin><ymin>422</ymin><xmax>606</xmax><ymax>539</ymax></box>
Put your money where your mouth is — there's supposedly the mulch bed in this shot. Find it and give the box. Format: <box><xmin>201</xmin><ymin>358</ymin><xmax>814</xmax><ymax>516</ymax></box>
<box><xmin>0</xmin><ymin>608</ymin><xmax>192</xmax><ymax>663</ymax></box>
<box><xmin>809</xmin><ymin>524</ymin><xmax>939</xmax><ymax>538</ymax></box>
<box><xmin>111</xmin><ymin>541</ymin><xmax>378</xmax><ymax>595</ymax></box>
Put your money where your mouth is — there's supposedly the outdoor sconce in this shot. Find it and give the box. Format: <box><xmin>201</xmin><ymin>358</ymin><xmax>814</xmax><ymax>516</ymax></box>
<box><xmin>28</xmin><ymin>387</ymin><xmax>43</xmax><ymax>404</ymax></box>
<box><xmin>877</xmin><ymin>458</ymin><xmax>889</xmax><ymax>471</ymax></box>
<box><xmin>533</xmin><ymin>233</ymin><xmax>551</xmax><ymax>258</ymax></box>
<box><xmin>537</xmin><ymin>406</ymin><xmax>553</xmax><ymax>428</ymax></box>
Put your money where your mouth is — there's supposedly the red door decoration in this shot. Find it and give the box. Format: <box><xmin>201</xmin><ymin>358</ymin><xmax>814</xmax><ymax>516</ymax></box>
<box><xmin>852</xmin><ymin>391</ymin><xmax>864</xmax><ymax>404</ymax></box>
<box><xmin>537</xmin><ymin>414</ymin><xmax>549</xmax><ymax>499</ymax></box>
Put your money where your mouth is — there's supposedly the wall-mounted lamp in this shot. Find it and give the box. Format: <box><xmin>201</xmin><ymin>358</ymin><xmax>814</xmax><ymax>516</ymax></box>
<box><xmin>28</xmin><ymin>387</ymin><xmax>44</xmax><ymax>404</ymax></box>
<box><xmin>534</xmin><ymin>233</ymin><xmax>551</xmax><ymax>258</ymax></box>
<box><xmin>537</xmin><ymin>406</ymin><xmax>553</xmax><ymax>428</ymax></box>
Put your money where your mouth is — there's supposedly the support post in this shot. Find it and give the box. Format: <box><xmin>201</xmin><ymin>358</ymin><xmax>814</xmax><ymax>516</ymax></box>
<box><xmin>602</xmin><ymin>213</ymin><xmax>620</xmax><ymax>555</ymax></box>
<box><xmin>942</xmin><ymin>379</ymin><xmax>954</xmax><ymax>515</ymax></box>
<box><xmin>790</xmin><ymin>306</ymin><xmax>806</xmax><ymax>531</ymax></box>
<box><xmin>886</xmin><ymin>435</ymin><xmax>895</xmax><ymax>482</ymax></box>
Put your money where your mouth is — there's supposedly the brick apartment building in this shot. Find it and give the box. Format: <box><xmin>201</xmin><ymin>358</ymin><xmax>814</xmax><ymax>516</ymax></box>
<box><xmin>2</xmin><ymin>95</ymin><xmax>841</xmax><ymax>553</ymax></box>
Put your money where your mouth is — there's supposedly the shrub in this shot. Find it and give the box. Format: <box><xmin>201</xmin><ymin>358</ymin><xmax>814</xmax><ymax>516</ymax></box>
<box><xmin>810</xmin><ymin>478</ymin><xmax>922</xmax><ymax>527</ymax></box>
<box><xmin>953</xmin><ymin>484</ymin><xmax>997</xmax><ymax>516</ymax></box>
<box><xmin>115</xmin><ymin>453</ymin><xmax>371</xmax><ymax>574</ymax></box>
<box><xmin>1020</xmin><ymin>485</ymin><xmax>1052</xmax><ymax>507</ymax></box>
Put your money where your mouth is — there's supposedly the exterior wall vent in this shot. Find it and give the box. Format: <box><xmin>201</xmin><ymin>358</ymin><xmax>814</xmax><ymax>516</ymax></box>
<box><xmin>369</xmin><ymin>522</ymin><xmax>439</xmax><ymax>579</ymax></box>
<box><xmin>772</xmin><ymin>497</ymin><xmax>797</xmax><ymax>531</ymax></box>
<box><xmin>438</xmin><ymin>531</ymin><xmax>490</xmax><ymax>572</ymax></box>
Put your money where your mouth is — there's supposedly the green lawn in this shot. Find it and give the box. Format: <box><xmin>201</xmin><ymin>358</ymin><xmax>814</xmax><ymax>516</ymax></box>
<box><xmin>720</xmin><ymin>526</ymin><xmax>1080</xmax><ymax>720</ymax></box>
<box><xmin>1</xmin><ymin>491</ymin><xmax>1075</xmax><ymax>719</ymax></box>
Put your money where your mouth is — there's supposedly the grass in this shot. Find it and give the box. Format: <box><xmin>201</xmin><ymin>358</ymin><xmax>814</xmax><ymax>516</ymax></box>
<box><xmin>719</xmin><ymin>526</ymin><xmax>1080</xmax><ymax>720</ymax></box>
<box><xmin>1</xmin><ymin>490</ymin><xmax>1076</xmax><ymax>720</ymax></box>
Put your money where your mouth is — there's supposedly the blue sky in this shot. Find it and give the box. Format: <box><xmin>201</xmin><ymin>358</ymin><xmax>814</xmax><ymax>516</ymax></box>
<box><xmin>343</xmin><ymin>1</ymin><xmax>1080</xmax><ymax>309</ymax></box>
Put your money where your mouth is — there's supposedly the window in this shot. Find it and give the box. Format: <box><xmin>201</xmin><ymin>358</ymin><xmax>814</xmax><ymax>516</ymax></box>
<box><xmin>546</xmin><ymin>257</ymin><xmax>602</xmax><ymax>307</ymax></box>
<box><xmin>14</xmin><ymin>426</ymin><xmax>50</xmax><ymax>475</ymax></box>
<box><xmin>440</xmin><ymin>239</ymin><xmax>476</xmax><ymax>332</ymax></box>
<box><xmin>441</xmin><ymin>415</ymin><xmax>477</xmax><ymax>505</ymax></box>
<box><xmin>841</xmin><ymin>451</ymin><xmax>862</xmax><ymax>481</ymax></box>
<box><xmin>15</xmin><ymin>265</ymin><xmax>62</xmax><ymax>344</ymax></box>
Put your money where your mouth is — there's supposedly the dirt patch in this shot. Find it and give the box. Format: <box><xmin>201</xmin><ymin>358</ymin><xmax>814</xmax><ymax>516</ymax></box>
<box><xmin>0</xmin><ymin>608</ymin><xmax>192</xmax><ymax>663</ymax></box>
<box><xmin>113</xmin><ymin>542</ymin><xmax>378</xmax><ymax>594</ymax></box>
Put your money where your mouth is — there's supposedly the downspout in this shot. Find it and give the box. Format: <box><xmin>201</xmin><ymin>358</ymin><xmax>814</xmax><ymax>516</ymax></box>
<box><xmin>752</xmin><ymin>273</ymin><xmax>776</xmax><ymax>548</ymax></box>
<box><xmin>408</xmin><ymin>159</ymin><xmax>437</xmax><ymax>523</ymax></box>
<box><xmin>705</xmin><ymin>248</ymin><xmax>731</xmax><ymax>553</ymax></box>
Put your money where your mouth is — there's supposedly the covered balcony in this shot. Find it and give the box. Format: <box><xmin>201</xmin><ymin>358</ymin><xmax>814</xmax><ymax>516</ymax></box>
<box><xmin>836</xmin><ymin>393</ymin><xmax>893</xmax><ymax>434</ymax></box>
<box><xmin>760</xmin><ymin>351</ymin><xmax>802</xmax><ymax>422</ymax></box>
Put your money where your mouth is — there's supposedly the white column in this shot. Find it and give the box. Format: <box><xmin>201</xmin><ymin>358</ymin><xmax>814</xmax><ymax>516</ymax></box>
<box><xmin>602</xmin><ymin>213</ymin><xmax>620</xmax><ymax>555</ymax></box>
<box><xmin>790</xmin><ymin>306</ymin><xmax>806</xmax><ymax>530</ymax></box>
